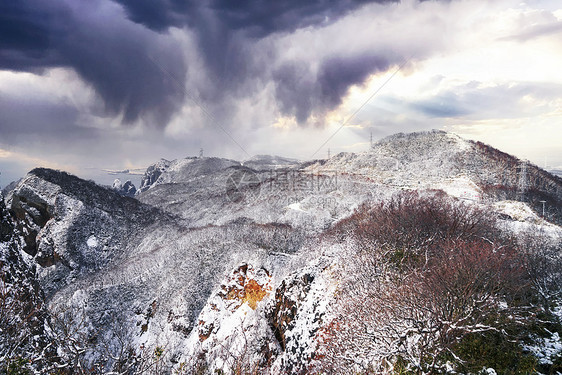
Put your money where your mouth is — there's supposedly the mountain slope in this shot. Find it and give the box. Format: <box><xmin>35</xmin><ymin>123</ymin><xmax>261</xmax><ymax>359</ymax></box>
<box><xmin>311</xmin><ymin>130</ymin><xmax>562</xmax><ymax>223</ymax></box>
<box><xmin>1</xmin><ymin>131</ymin><xmax>562</xmax><ymax>373</ymax></box>
<box><xmin>0</xmin><ymin>191</ymin><xmax>52</xmax><ymax>372</ymax></box>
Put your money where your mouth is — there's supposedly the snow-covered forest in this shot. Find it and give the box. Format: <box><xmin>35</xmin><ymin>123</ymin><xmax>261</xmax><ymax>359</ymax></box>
<box><xmin>1</xmin><ymin>131</ymin><xmax>562</xmax><ymax>374</ymax></box>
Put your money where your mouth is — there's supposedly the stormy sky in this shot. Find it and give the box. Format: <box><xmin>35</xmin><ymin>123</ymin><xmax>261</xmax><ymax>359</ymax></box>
<box><xmin>1</xmin><ymin>0</ymin><xmax>561</xmax><ymax>185</ymax></box>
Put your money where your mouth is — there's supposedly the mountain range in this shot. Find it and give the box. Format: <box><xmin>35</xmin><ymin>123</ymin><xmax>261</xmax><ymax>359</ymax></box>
<box><xmin>1</xmin><ymin>130</ymin><xmax>562</xmax><ymax>374</ymax></box>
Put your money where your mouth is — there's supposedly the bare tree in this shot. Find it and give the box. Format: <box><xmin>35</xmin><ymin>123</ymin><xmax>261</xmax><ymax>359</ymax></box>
<box><xmin>315</xmin><ymin>192</ymin><xmax>531</xmax><ymax>374</ymax></box>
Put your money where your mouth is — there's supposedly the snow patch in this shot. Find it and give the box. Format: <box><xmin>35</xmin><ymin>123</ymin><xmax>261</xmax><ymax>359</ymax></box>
<box><xmin>86</xmin><ymin>235</ymin><xmax>98</xmax><ymax>248</ymax></box>
<box><xmin>445</xmin><ymin>132</ymin><xmax>472</xmax><ymax>151</ymax></box>
<box><xmin>433</xmin><ymin>175</ymin><xmax>482</xmax><ymax>201</ymax></box>
<box><xmin>494</xmin><ymin>201</ymin><xmax>542</xmax><ymax>223</ymax></box>
<box><xmin>523</xmin><ymin>332</ymin><xmax>562</xmax><ymax>365</ymax></box>
<box><xmin>287</xmin><ymin>202</ymin><xmax>307</xmax><ymax>213</ymax></box>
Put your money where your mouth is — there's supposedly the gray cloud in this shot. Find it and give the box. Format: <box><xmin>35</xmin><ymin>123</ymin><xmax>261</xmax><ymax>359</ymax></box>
<box><xmin>411</xmin><ymin>82</ymin><xmax>562</xmax><ymax>120</ymax></box>
<box><xmin>0</xmin><ymin>92</ymin><xmax>94</xmax><ymax>142</ymax></box>
<box><xmin>273</xmin><ymin>54</ymin><xmax>394</xmax><ymax>123</ymax></box>
<box><xmin>0</xmin><ymin>0</ymin><xmax>186</xmax><ymax>125</ymax></box>
<box><xmin>499</xmin><ymin>11</ymin><xmax>562</xmax><ymax>42</ymax></box>
<box><xmin>0</xmin><ymin>0</ymin><xmax>407</xmax><ymax>130</ymax></box>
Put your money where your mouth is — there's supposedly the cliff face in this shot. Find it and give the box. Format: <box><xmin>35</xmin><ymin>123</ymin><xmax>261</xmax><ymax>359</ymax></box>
<box><xmin>0</xmin><ymin>191</ymin><xmax>52</xmax><ymax>370</ymax></box>
<box><xmin>7</xmin><ymin>168</ymin><xmax>163</xmax><ymax>297</ymax></box>
<box><xmin>2</xmin><ymin>131</ymin><xmax>562</xmax><ymax>373</ymax></box>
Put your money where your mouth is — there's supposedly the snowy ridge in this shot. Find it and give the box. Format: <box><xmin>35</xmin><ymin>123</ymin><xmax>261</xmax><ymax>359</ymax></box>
<box><xmin>243</xmin><ymin>155</ymin><xmax>303</xmax><ymax>171</ymax></box>
<box><xmin>308</xmin><ymin>130</ymin><xmax>473</xmax><ymax>191</ymax></box>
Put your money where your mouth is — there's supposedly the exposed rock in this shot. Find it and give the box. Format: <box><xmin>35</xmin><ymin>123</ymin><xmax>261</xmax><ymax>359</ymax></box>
<box><xmin>198</xmin><ymin>264</ymin><xmax>272</xmax><ymax>342</ymax></box>
<box><xmin>269</xmin><ymin>273</ymin><xmax>314</xmax><ymax>351</ymax></box>
<box><xmin>0</xmin><ymin>191</ymin><xmax>53</xmax><ymax>371</ymax></box>
<box><xmin>112</xmin><ymin>178</ymin><xmax>137</xmax><ymax>197</ymax></box>
<box><xmin>137</xmin><ymin>159</ymin><xmax>171</xmax><ymax>193</ymax></box>
<box><xmin>8</xmin><ymin>168</ymin><xmax>163</xmax><ymax>297</ymax></box>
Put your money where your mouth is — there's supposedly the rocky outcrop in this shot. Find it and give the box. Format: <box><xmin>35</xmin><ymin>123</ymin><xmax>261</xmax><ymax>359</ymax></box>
<box><xmin>197</xmin><ymin>264</ymin><xmax>273</xmax><ymax>343</ymax></box>
<box><xmin>8</xmin><ymin>174</ymin><xmax>58</xmax><ymax>256</ymax></box>
<box><xmin>7</xmin><ymin>168</ymin><xmax>163</xmax><ymax>297</ymax></box>
<box><xmin>112</xmin><ymin>179</ymin><xmax>137</xmax><ymax>197</ymax></box>
<box><xmin>137</xmin><ymin>159</ymin><xmax>171</xmax><ymax>193</ymax></box>
<box><xmin>269</xmin><ymin>273</ymin><xmax>314</xmax><ymax>351</ymax></box>
<box><xmin>0</xmin><ymin>192</ymin><xmax>52</xmax><ymax>371</ymax></box>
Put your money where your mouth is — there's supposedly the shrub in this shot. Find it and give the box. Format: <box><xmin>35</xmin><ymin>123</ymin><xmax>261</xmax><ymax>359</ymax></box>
<box><xmin>316</xmin><ymin>191</ymin><xmax>538</xmax><ymax>374</ymax></box>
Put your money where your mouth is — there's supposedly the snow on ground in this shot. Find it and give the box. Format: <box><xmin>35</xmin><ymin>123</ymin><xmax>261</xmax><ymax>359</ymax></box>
<box><xmin>287</xmin><ymin>202</ymin><xmax>307</xmax><ymax>213</ymax></box>
<box><xmin>7</xmin><ymin>131</ymin><xmax>562</xmax><ymax>373</ymax></box>
<box><xmin>493</xmin><ymin>201</ymin><xmax>543</xmax><ymax>223</ymax></box>
<box><xmin>432</xmin><ymin>175</ymin><xmax>482</xmax><ymax>201</ymax></box>
<box><xmin>523</xmin><ymin>332</ymin><xmax>562</xmax><ymax>365</ymax></box>
<box><xmin>445</xmin><ymin>132</ymin><xmax>472</xmax><ymax>151</ymax></box>
<box><xmin>86</xmin><ymin>235</ymin><xmax>98</xmax><ymax>248</ymax></box>
<box><xmin>493</xmin><ymin>201</ymin><xmax>562</xmax><ymax>240</ymax></box>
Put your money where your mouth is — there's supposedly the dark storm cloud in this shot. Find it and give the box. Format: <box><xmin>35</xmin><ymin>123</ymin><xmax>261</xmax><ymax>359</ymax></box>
<box><xmin>274</xmin><ymin>54</ymin><xmax>394</xmax><ymax>122</ymax></box>
<box><xmin>318</xmin><ymin>54</ymin><xmax>392</xmax><ymax>109</ymax></box>
<box><xmin>0</xmin><ymin>2</ymin><xmax>67</xmax><ymax>70</ymax></box>
<box><xmin>1</xmin><ymin>0</ymin><xmax>407</xmax><ymax>130</ymax></box>
<box><xmin>0</xmin><ymin>0</ymin><xmax>185</xmax><ymax>125</ymax></box>
<box><xmin>109</xmin><ymin>0</ymin><xmax>193</xmax><ymax>31</ymax></box>
<box><xmin>114</xmin><ymin>0</ymin><xmax>395</xmax><ymax>36</ymax></box>
<box><xmin>113</xmin><ymin>0</ymin><xmax>401</xmax><ymax>122</ymax></box>
<box><xmin>273</xmin><ymin>61</ymin><xmax>316</xmax><ymax>123</ymax></box>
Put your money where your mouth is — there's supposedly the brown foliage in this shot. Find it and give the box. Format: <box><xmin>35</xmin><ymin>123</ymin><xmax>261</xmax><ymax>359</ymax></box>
<box><xmin>331</xmin><ymin>190</ymin><xmax>499</xmax><ymax>270</ymax></box>
<box><xmin>316</xmin><ymin>191</ymin><xmax>531</xmax><ymax>373</ymax></box>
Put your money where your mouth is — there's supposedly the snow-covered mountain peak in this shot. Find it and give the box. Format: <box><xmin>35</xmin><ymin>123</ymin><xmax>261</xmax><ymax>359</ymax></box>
<box><xmin>138</xmin><ymin>156</ymin><xmax>240</xmax><ymax>194</ymax></box>
<box><xmin>308</xmin><ymin>130</ymin><xmax>475</xmax><ymax>189</ymax></box>
<box><xmin>243</xmin><ymin>155</ymin><xmax>303</xmax><ymax>171</ymax></box>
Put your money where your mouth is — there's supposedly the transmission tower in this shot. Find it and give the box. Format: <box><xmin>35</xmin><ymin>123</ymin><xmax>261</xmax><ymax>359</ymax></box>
<box><xmin>516</xmin><ymin>160</ymin><xmax>528</xmax><ymax>201</ymax></box>
<box><xmin>327</xmin><ymin>148</ymin><xmax>331</xmax><ymax>159</ymax></box>
<box><xmin>370</xmin><ymin>130</ymin><xmax>373</xmax><ymax>149</ymax></box>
